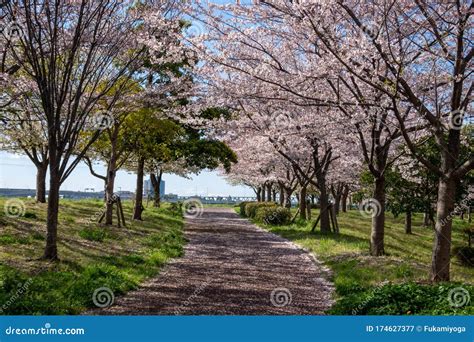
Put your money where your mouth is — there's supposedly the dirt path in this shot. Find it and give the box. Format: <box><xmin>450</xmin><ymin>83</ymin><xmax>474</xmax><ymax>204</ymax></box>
<box><xmin>92</xmin><ymin>207</ymin><xmax>334</xmax><ymax>315</ymax></box>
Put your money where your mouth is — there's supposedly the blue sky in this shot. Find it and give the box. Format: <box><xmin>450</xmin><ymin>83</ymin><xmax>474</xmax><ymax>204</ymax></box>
<box><xmin>0</xmin><ymin>152</ymin><xmax>254</xmax><ymax>196</ymax></box>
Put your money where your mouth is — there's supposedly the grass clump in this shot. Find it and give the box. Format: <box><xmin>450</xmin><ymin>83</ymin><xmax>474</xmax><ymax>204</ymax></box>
<box><xmin>79</xmin><ymin>227</ymin><xmax>108</xmax><ymax>242</ymax></box>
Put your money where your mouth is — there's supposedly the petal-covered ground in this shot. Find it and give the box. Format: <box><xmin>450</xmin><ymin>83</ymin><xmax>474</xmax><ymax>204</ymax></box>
<box><xmin>91</xmin><ymin>207</ymin><xmax>334</xmax><ymax>315</ymax></box>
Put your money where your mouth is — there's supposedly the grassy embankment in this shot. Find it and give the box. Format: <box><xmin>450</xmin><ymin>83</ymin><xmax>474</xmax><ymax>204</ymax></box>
<box><xmin>0</xmin><ymin>197</ymin><xmax>184</xmax><ymax>314</ymax></box>
<box><xmin>238</xmin><ymin>206</ymin><xmax>474</xmax><ymax>314</ymax></box>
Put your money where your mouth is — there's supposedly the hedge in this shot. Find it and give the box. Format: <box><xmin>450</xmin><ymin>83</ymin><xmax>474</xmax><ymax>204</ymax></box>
<box><xmin>255</xmin><ymin>206</ymin><xmax>291</xmax><ymax>225</ymax></box>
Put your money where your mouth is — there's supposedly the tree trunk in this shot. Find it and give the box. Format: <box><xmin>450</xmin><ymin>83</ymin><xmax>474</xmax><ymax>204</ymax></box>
<box><xmin>105</xmin><ymin>129</ymin><xmax>120</xmax><ymax>225</ymax></box>
<box><xmin>371</xmin><ymin>176</ymin><xmax>385</xmax><ymax>256</ymax></box>
<box><xmin>272</xmin><ymin>189</ymin><xmax>277</xmax><ymax>202</ymax></box>
<box><xmin>35</xmin><ymin>163</ymin><xmax>47</xmax><ymax>203</ymax></box>
<box><xmin>150</xmin><ymin>169</ymin><xmax>163</xmax><ymax>208</ymax></box>
<box><xmin>469</xmin><ymin>206</ymin><xmax>472</xmax><ymax>223</ymax></box>
<box><xmin>299</xmin><ymin>186</ymin><xmax>307</xmax><ymax>220</ymax></box>
<box><xmin>405</xmin><ymin>210</ymin><xmax>412</xmax><ymax>234</ymax></box>
<box><xmin>279</xmin><ymin>184</ymin><xmax>285</xmax><ymax>206</ymax></box>
<box><xmin>334</xmin><ymin>194</ymin><xmax>341</xmax><ymax>215</ymax></box>
<box><xmin>261</xmin><ymin>185</ymin><xmax>266</xmax><ymax>202</ymax></box>
<box><xmin>318</xmin><ymin>179</ymin><xmax>331</xmax><ymax>233</ymax></box>
<box><xmin>256</xmin><ymin>187</ymin><xmax>262</xmax><ymax>202</ymax></box>
<box><xmin>133</xmin><ymin>157</ymin><xmax>145</xmax><ymax>220</ymax></box>
<box><xmin>431</xmin><ymin>177</ymin><xmax>456</xmax><ymax>282</ymax></box>
<box><xmin>266</xmin><ymin>183</ymin><xmax>272</xmax><ymax>202</ymax></box>
<box><xmin>341</xmin><ymin>186</ymin><xmax>349</xmax><ymax>212</ymax></box>
<box><xmin>306</xmin><ymin>198</ymin><xmax>311</xmax><ymax>220</ymax></box>
<box><xmin>423</xmin><ymin>212</ymin><xmax>430</xmax><ymax>227</ymax></box>
<box><xmin>284</xmin><ymin>187</ymin><xmax>292</xmax><ymax>208</ymax></box>
<box><xmin>43</xmin><ymin>157</ymin><xmax>60</xmax><ymax>260</ymax></box>
<box><xmin>104</xmin><ymin>163</ymin><xmax>117</xmax><ymax>226</ymax></box>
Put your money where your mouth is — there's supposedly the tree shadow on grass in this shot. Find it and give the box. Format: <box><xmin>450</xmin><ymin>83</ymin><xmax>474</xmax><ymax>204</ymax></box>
<box><xmin>269</xmin><ymin>225</ymin><xmax>369</xmax><ymax>246</ymax></box>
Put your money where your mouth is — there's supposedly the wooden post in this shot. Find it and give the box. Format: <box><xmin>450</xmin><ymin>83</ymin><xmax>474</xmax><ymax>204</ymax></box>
<box><xmin>290</xmin><ymin>208</ymin><xmax>300</xmax><ymax>224</ymax></box>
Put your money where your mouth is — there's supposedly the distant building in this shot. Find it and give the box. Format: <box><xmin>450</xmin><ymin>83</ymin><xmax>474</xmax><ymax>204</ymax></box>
<box><xmin>163</xmin><ymin>193</ymin><xmax>178</xmax><ymax>202</ymax></box>
<box><xmin>144</xmin><ymin>178</ymin><xmax>165</xmax><ymax>198</ymax></box>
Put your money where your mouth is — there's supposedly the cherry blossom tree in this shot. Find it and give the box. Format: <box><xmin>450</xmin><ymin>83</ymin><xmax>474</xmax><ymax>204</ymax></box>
<box><xmin>1</xmin><ymin>0</ymin><xmax>184</xmax><ymax>260</ymax></box>
<box><xmin>254</xmin><ymin>0</ymin><xmax>472</xmax><ymax>281</ymax></box>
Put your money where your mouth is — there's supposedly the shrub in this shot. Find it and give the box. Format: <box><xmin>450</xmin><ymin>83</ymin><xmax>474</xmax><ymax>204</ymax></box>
<box><xmin>330</xmin><ymin>282</ymin><xmax>474</xmax><ymax>315</ymax></box>
<box><xmin>244</xmin><ymin>202</ymin><xmax>277</xmax><ymax>218</ymax></box>
<box><xmin>453</xmin><ymin>246</ymin><xmax>474</xmax><ymax>267</ymax></box>
<box><xmin>79</xmin><ymin>227</ymin><xmax>107</xmax><ymax>242</ymax></box>
<box><xmin>255</xmin><ymin>206</ymin><xmax>291</xmax><ymax>225</ymax></box>
<box><xmin>238</xmin><ymin>201</ymin><xmax>252</xmax><ymax>216</ymax></box>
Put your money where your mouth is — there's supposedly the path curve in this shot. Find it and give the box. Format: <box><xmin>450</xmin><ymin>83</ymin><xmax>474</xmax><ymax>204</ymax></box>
<box><xmin>92</xmin><ymin>207</ymin><xmax>334</xmax><ymax>315</ymax></box>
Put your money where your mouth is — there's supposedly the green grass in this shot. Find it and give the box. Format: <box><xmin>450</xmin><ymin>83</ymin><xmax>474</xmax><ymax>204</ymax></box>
<box><xmin>0</xmin><ymin>197</ymin><xmax>185</xmax><ymax>315</ymax></box>
<box><xmin>240</xmin><ymin>207</ymin><xmax>474</xmax><ymax>315</ymax></box>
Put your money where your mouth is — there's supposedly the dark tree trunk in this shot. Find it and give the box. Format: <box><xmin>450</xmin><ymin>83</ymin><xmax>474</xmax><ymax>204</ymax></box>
<box><xmin>334</xmin><ymin>194</ymin><xmax>341</xmax><ymax>215</ymax></box>
<box><xmin>284</xmin><ymin>187</ymin><xmax>292</xmax><ymax>208</ymax></box>
<box><xmin>306</xmin><ymin>198</ymin><xmax>311</xmax><ymax>220</ymax></box>
<box><xmin>279</xmin><ymin>184</ymin><xmax>285</xmax><ymax>206</ymax></box>
<box><xmin>319</xmin><ymin>185</ymin><xmax>331</xmax><ymax>233</ymax></box>
<box><xmin>431</xmin><ymin>177</ymin><xmax>456</xmax><ymax>282</ymax></box>
<box><xmin>43</xmin><ymin>154</ymin><xmax>60</xmax><ymax>260</ymax></box>
<box><xmin>261</xmin><ymin>185</ymin><xmax>266</xmax><ymax>202</ymax></box>
<box><xmin>266</xmin><ymin>183</ymin><xmax>272</xmax><ymax>202</ymax></box>
<box><xmin>405</xmin><ymin>210</ymin><xmax>412</xmax><ymax>234</ymax></box>
<box><xmin>256</xmin><ymin>187</ymin><xmax>262</xmax><ymax>202</ymax></box>
<box><xmin>104</xmin><ymin>163</ymin><xmax>117</xmax><ymax>225</ymax></box>
<box><xmin>150</xmin><ymin>169</ymin><xmax>163</xmax><ymax>208</ymax></box>
<box><xmin>341</xmin><ymin>186</ymin><xmax>349</xmax><ymax>212</ymax></box>
<box><xmin>133</xmin><ymin>157</ymin><xmax>145</xmax><ymax>220</ymax></box>
<box><xmin>272</xmin><ymin>189</ymin><xmax>277</xmax><ymax>202</ymax></box>
<box><xmin>423</xmin><ymin>212</ymin><xmax>432</xmax><ymax>227</ymax></box>
<box><xmin>371</xmin><ymin>176</ymin><xmax>385</xmax><ymax>256</ymax></box>
<box><xmin>299</xmin><ymin>186</ymin><xmax>307</xmax><ymax>220</ymax></box>
<box><xmin>311</xmin><ymin>194</ymin><xmax>315</xmax><ymax>205</ymax></box>
<box><xmin>35</xmin><ymin>163</ymin><xmax>47</xmax><ymax>203</ymax></box>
